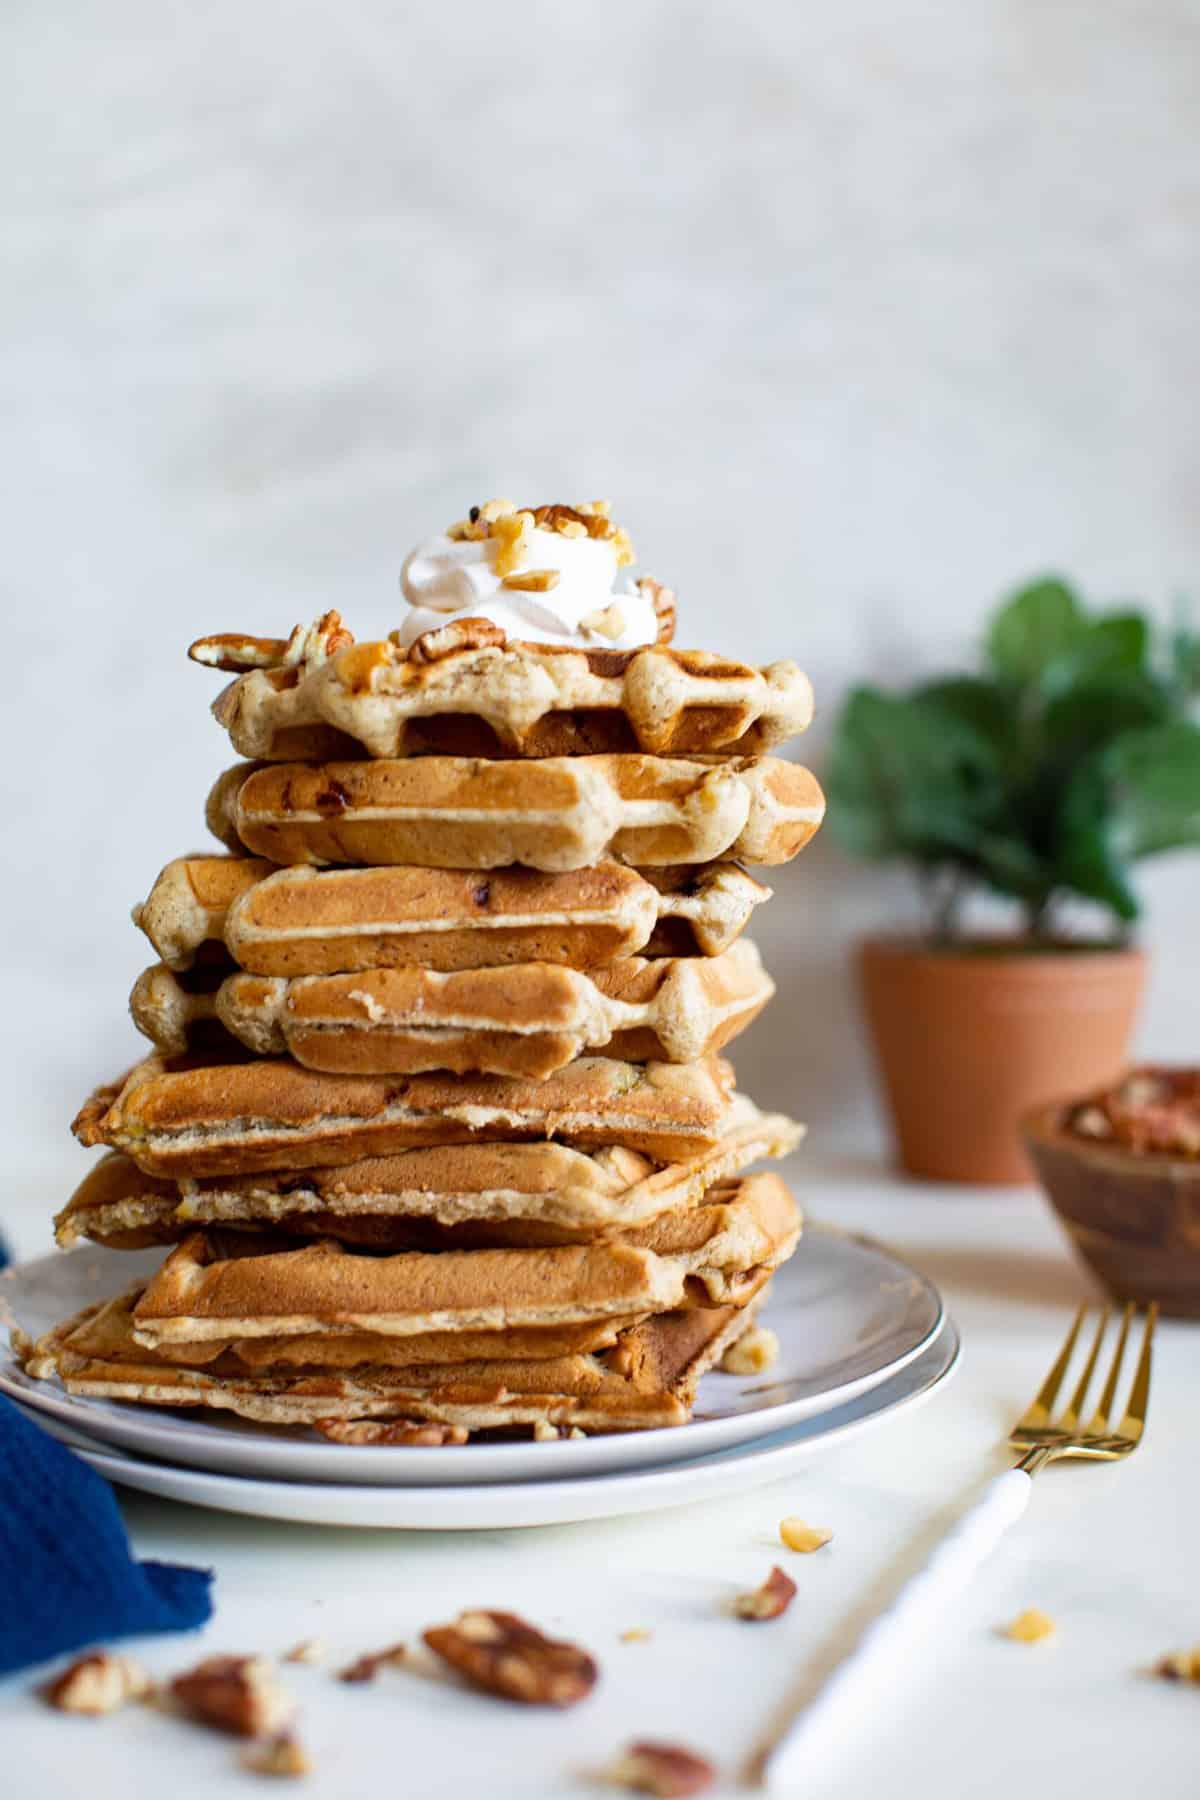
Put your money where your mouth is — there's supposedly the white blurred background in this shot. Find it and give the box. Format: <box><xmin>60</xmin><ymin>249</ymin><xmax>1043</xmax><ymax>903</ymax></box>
<box><xmin>2</xmin><ymin>2</ymin><xmax>1197</xmax><ymax>1255</ymax></box>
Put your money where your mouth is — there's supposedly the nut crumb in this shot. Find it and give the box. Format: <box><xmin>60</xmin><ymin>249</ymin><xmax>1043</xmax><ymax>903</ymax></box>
<box><xmin>619</xmin><ymin>1627</ymin><xmax>652</xmax><ymax>1644</ymax></box>
<box><xmin>779</xmin><ymin>1518</ymin><xmax>832</xmax><ymax>1554</ymax></box>
<box><xmin>242</xmin><ymin>1732</ymin><xmax>311</xmax><ymax>1779</ymax></box>
<box><xmin>1002</xmin><ymin>1609</ymin><xmax>1057</xmax><ymax>1644</ymax></box>
<box><xmin>338</xmin><ymin>1643</ymin><xmax>406</xmax><ymax>1683</ymax></box>
<box><xmin>424</xmin><ymin>1610</ymin><xmax>597</xmax><ymax>1707</ymax></box>
<box><xmin>734</xmin><ymin>1565</ymin><xmax>797</xmax><ymax>1622</ymax></box>
<box><xmin>282</xmin><ymin>1640</ymin><xmax>325</xmax><ymax>1667</ymax></box>
<box><xmin>501</xmin><ymin>569</ymin><xmax>561</xmax><ymax>593</ymax></box>
<box><xmin>1152</xmin><ymin>1647</ymin><xmax>1200</xmax><ymax>1682</ymax></box>
<box><xmin>720</xmin><ymin>1327</ymin><xmax>779</xmax><ymax>1376</ymax></box>
<box><xmin>581</xmin><ymin>603</ymin><xmax>627</xmax><ymax>641</ymax></box>
<box><xmin>609</xmin><ymin>1740</ymin><xmax>716</xmax><ymax>1796</ymax></box>
<box><xmin>44</xmin><ymin>1652</ymin><xmax>152</xmax><ymax>1716</ymax></box>
<box><xmin>532</xmin><ymin>1420</ymin><xmax>560</xmax><ymax>1442</ymax></box>
<box><xmin>170</xmin><ymin>1655</ymin><xmax>294</xmax><ymax>1738</ymax></box>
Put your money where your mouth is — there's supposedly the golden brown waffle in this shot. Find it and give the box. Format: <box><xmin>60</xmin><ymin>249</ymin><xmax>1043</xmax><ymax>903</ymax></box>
<box><xmin>72</xmin><ymin>1051</ymin><xmax>739</xmax><ymax>1176</ymax></box>
<box><xmin>197</xmin><ymin>630</ymin><xmax>814</xmax><ymax>761</ymax></box>
<box><xmin>22</xmin><ymin>1284</ymin><xmax>768</xmax><ymax>1434</ymax></box>
<box><xmin>124</xmin><ymin>1174</ymin><xmax>797</xmax><ymax>1346</ymax></box>
<box><xmin>134</xmin><ymin>857</ymin><xmax>770</xmax><ymax>973</ymax></box>
<box><xmin>55</xmin><ymin>1100</ymin><xmax>803</xmax><ymax>1251</ymax></box>
<box><xmin>207</xmin><ymin>754</ymin><xmax>825</xmax><ymax>872</ymax></box>
<box><xmin>129</xmin><ymin>940</ymin><xmax>773</xmax><ymax>1077</ymax></box>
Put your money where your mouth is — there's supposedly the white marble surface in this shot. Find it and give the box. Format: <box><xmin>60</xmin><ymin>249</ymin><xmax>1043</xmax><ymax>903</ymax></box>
<box><xmin>2</xmin><ymin>3</ymin><xmax>1200</xmax><ymax>1252</ymax></box>
<box><xmin>2</xmin><ymin>1166</ymin><xmax>1194</xmax><ymax>1799</ymax></box>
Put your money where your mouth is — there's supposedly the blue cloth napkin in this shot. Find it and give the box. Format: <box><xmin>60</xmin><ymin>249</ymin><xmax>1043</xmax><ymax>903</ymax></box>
<box><xmin>0</xmin><ymin>1395</ymin><xmax>213</xmax><ymax>1675</ymax></box>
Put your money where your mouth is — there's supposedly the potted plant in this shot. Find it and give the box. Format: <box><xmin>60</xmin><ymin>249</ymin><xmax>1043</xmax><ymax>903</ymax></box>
<box><xmin>827</xmin><ymin>577</ymin><xmax>1200</xmax><ymax>1183</ymax></box>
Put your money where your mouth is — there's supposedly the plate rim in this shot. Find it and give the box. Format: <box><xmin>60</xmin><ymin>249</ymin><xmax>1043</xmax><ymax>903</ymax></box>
<box><xmin>48</xmin><ymin>1320</ymin><xmax>962</xmax><ymax>1530</ymax></box>
<box><xmin>0</xmin><ymin>1222</ymin><xmax>945</xmax><ymax>1487</ymax></box>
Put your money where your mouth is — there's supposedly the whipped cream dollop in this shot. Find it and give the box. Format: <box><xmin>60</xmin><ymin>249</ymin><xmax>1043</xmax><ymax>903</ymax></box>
<box><xmin>398</xmin><ymin>515</ymin><xmax>659</xmax><ymax>651</ymax></box>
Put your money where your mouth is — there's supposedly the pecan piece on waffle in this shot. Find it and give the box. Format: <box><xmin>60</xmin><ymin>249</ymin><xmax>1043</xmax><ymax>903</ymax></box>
<box><xmin>423</xmin><ymin>1610</ymin><xmax>598</xmax><ymax>1707</ymax></box>
<box><xmin>609</xmin><ymin>1741</ymin><xmax>716</xmax><ymax>1796</ymax></box>
<box><xmin>190</xmin><ymin>610</ymin><xmax>353</xmax><ymax>674</ymax></box>
<box><xmin>44</xmin><ymin>1652</ymin><xmax>152</xmax><ymax>1715</ymax></box>
<box><xmin>407</xmin><ymin>617</ymin><xmax>508</xmax><ymax>663</ymax></box>
<box><xmin>733</xmin><ymin>1565</ymin><xmax>797</xmax><ymax>1622</ymax></box>
<box><xmin>313</xmin><ymin>1418</ymin><xmax>469</xmax><ymax>1447</ymax></box>
<box><xmin>637</xmin><ymin>578</ymin><xmax>676</xmax><ymax>645</ymax></box>
<box><xmin>170</xmin><ymin>1655</ymin><xmax>294</xmax><ymax>1738</ymax></box>
<box><xmin>338</xmin><ymin>1643</ymin><xmax>407</xmax><ymax>1684</ymax></box>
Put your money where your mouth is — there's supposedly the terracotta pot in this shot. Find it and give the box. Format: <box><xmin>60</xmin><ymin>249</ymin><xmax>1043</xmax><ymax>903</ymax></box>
<box><xmin>1024</xmin><ymin>1094</ymin><xmax>1200</xmax><ymax>1317</ymax></box>
<box><xmin>857</xmin><ymin>938</ymin><xmax>1146</xmax><ymax>1184</ymax></box>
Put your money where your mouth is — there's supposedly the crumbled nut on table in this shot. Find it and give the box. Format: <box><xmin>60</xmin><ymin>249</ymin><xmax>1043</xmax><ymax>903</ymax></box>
<box><xmin>1002</xmin><ymin>1609</ymin><xmax>1057</xmax><ymax>1644</ymax></box>
<box><xmin>734</xmin><ymin>1565</ymin><xmax>797</xmax><ymax>1621</ymax></box>
<box><xmin>779</xmin><ymin>1517</ymin><xmax>833</xmax><ymax>1553</ymax></box>
<box><xmin>609</xmin><ymin>1740</ymin><xmax>717</xmax><ymax>1796</ymax></box>
<box><xmin>170</xmin><ymin>1655</ymin><xmax>295</xmax><ymax>1738</ymax></box>
<box><xmin>241</xmin><ymin>1732</ymin><xmax>311</xmax><ymax>1779</ymax></box>
<box><xmin>337</xmin><ymin>1643</ymin><xmax>407</xmax><ymax>1683</ymax></box>
<box><xmin>1153</xmin><ymin>1647</ymin><xmax>1200</xmax><ymax>1682</ymax></box>
<box><xmin>43</xmin><ymin>1652</ymin><xmax>152</xmax><ymax>1716</ymax></box>
<box><xmin>423</xmin><ymin>1610</ymin><xmax>598</xmax><ymax>1707</ymax></box>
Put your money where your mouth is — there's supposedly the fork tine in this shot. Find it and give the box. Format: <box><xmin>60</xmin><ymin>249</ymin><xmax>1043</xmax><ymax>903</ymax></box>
<box><xmin>1013</xmin><ymin>1304</ymin><xmax>1086</xmax><ymax>1433</ymax></box>
<box><xmin>1084</xmin><ymin>1302</ymin><xmax>1134</xmax><ymax>1436</ymax></box>
<box><xmin>1057</xmin><ymin>1307</ymin><xmax>1109</xmax><ymax>1432</ymax></box>
<box><xmin>1114</xmin><ymin>1304</ymin><xmax>1158</xmax><ymax>1444</ymax></box>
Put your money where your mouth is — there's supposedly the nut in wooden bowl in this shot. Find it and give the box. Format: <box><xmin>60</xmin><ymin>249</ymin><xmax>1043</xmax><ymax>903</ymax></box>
<box><xmin>1024</xmin><ymin>1066</ymin><xmax>1200</xmax><ymax>1319</ymax></box>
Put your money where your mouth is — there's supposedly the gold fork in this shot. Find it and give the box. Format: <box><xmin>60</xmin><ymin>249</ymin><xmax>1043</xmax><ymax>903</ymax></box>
<box><xmin>764</xmin><ymin>1304</ymin><xmax>1157</xmax><ymax>1789</ymax></box>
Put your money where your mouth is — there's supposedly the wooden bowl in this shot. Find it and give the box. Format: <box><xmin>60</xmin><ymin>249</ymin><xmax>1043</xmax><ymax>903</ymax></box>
<box><xmin>1024</xmin><ymin>1097</ymin><xmax>1200</xmax><ymax>1318</ymax></box>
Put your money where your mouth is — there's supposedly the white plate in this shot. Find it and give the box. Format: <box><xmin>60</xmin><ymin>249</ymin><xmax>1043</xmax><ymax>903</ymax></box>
<box><xmin>1</xmin><ymin>1225</ymin><xmax>944</xmax><ymax>1487</ymax></box>
<box><xmin>28</xmin><ymin>1320</ymin><xmax>960</xmax><ymax>1529</ymax></box>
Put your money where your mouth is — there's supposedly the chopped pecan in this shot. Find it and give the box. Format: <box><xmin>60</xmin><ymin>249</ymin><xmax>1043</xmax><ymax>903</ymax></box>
<box><xmin>581</xmin><ymin>603</ymin><xmax>627</xmax><ymax>641</ymax></box>
<box><xmin>778</xmin><ymin>1517</ymin><xmax>832</xmax><ymax>1553</ymax></box>
<box><xmin>338</xmin><ymin>1643</ymin><xmax>406</xmax><ymax>1683</ymax></box>
<box><xmin>719</xmin><ymin>1325</ymin><xmax>779</xmax><ymax>1376</ymax></box>
<box><xmin>313</xmin><ymin>1418</ymin><xmax>469</xmax><ymax>1447</ymax></box>
<box><xmin>188</xmin><ymin>632</ymin><xmax>289</xmax><ymax>674</ymax></box>
<box><xmin>733</xmin><ymin>1565</ymin><xmax>797</xmax><ymax>1622</ymax></box>
<box><xmin>44</xmin><ymin>1652</ymin><xmax>152</xmax><ymax>1716</ymax></box>
<box><xmin>423</xmin><ymin>1610</ymin><xmax>597</xmax><ymax>1707</ymax></box>
<box><xmin>610</xmin><ymin>1741</ymin><xmax>716</xmax><ymax>1796</ymax></box>
<box><xmin>501</xmin><ymin>568</ymin><xmax>561</xmax><ymax>593</ymax></box>
<box><xmin>170</xmin><ymin>1655</ymin><xmax>294</xmax><ymax>1738</ymax></box>
<box><xmin>1153</xmin><ymin>1647</ymin><xmax>1200</xmax><ymax>1682</ymax></box>
<box><xmin>242</xmin><ymin>1732</ymin><xmax>311</xmax><ymax>1778</ymax></box>
<box><xmin>408</xmin><ymin>617</ymin><xmax>507</xmax><ymax>664</ymax></box>
<box><xmin>1001</xmin><ymin>1609</ymin><xmax>1056</xmax><ymax>1644</ymax></box>
<box><xmin>282</xmin><ymin>1639</ymin><xmax>326</xmax><ymax>1666</ymax></box>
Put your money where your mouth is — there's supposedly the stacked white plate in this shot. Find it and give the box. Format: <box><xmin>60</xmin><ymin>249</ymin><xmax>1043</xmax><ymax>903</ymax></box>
<box><xmin>0</xmin><ymin>1224</ymin><xmax>958</xmax><ymax>1530</ymax></box>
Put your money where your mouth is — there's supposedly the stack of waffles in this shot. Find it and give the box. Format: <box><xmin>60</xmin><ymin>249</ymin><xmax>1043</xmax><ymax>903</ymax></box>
<box><xmin>24</xmin><ymin>501</ymin><xmax>825</xmax><ymax>1443</ymax></box>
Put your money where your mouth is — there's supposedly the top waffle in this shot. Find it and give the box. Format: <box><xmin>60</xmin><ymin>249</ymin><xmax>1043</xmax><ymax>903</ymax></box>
<box><xmin>191</xmin><ymin>616</ymin><xmax>815</xmax><ymax>762</ymax></box>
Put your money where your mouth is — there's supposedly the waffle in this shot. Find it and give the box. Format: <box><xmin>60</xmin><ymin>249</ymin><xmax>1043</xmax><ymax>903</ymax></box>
<box><xmin>134</xmin><ymin>857</ymin><xmax>770</xmax><ymax>974</ymax></box>
<box><xmin>21</xmin><ymin>1284</ymin><xmax>768</xmax><ymax>1434</ymax></box>
<box><xmin>196</xmin><ymin>630</ymin><xmax>815</xmax><ymax>761</ymax></box>
<box><xmin>207</xmin><ymin>754</ymin><xmax>825</xmax><ymax>872</ymax></box>
<box><xmin>130</xmin><ymin>939</ymin><xmax>773</xmax><ymax>1077</ymax></box>
<box><xmin>72</xmin><ymin>1051</ymin><xmax>738</xmax><ymax>1176</ymax></box>
<box><xmin>124</xmin><ymin>1174</ymin><xmax>797</xmax><ymax>1347</ymax></box>
<box><xmin>55</xmin><ymin>1098</ymin><xmax>803</xmax><ymax>1250</ymax></box>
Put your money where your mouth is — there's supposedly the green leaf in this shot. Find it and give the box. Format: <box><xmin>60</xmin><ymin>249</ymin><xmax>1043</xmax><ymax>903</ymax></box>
<box><xmin>986</xmin><ymin>578</ymin><xmax>1085</xmax><ymax>683</ymax></box>
<box><xmin>825</xmin><ymin>688</ymin><xmax>1000</xmax><ymax>864</ymax></box>
<box><xmin>1042</xmin><ymin>613</ymin><xmax>1149</xmax><ymax>695</ymax></box>
<box><xmin>1042</xmin><ymin>670</ymin><xmax>1170</xmax><ymax>760</ymax></box>
<box><xmin>1058</xmin><ymin>722</ymin><xmax>1200</xmax><ymax>919</ymax></box>
<box><xmin>914</xmin><ymin>676</ymin><xmax>1013</xmax><ymax>752</ymax></box>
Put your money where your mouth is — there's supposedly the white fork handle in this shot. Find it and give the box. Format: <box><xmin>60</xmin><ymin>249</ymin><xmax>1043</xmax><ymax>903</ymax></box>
<box><xmin>765</xmin><ymin>1469</ymin><xmax>1033</xmax><ymax>1790</ymax></box>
